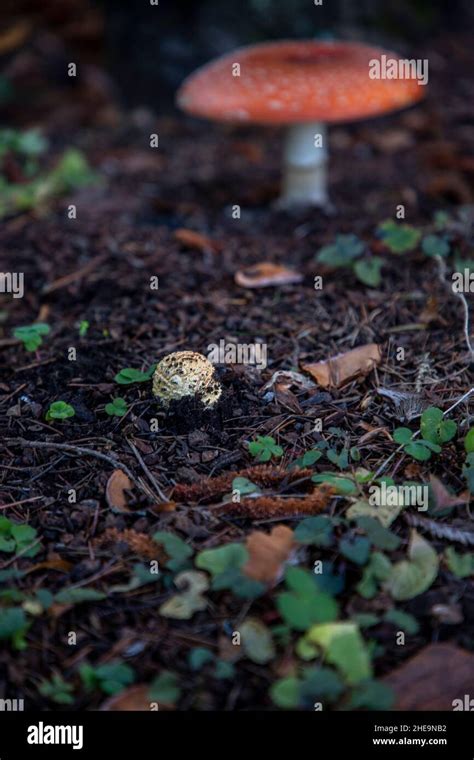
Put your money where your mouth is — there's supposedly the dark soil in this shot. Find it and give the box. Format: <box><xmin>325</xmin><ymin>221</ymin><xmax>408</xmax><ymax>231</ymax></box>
<box><xmin>0</xmin><ymin>32</ymin><xmax>473</xmax><ymax>711</ymax></box>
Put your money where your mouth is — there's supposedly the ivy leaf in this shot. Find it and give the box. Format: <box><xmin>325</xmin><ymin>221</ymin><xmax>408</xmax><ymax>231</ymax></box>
<box><xmin>339</xmin><ymin>536</ymin><xmax>371</xmax><ymax>565</ymax></box>
<box><xmin>231</xmin><ymin>476</ymin><xmax>261</xmax><ymax>496</ymax></box>
<box><xmin>270</xmin><ymin>677</ymin><xmax>300</xmax><ymax>709</ymax></box>
<box><xmin>293</xmin><ymin>516</ymin><xmax>334</xmax><ymax>547</ymax></box>
<box><xmin>240</xmin><ymin>618</ymin><xmax>276</xmax><ymax>664</ymax></box>
<box><xmin>420</xmin><ymin>407</ymin><xmax>457</xmax><ymax>445</ymax></box>
<box><xmin>346</xmin><ymin>499</ymin><xmax>402</xmax><ymax>529</ymax></box>
<box><xmin>464</xmin><ymin>428</ymin><xmax>474</xmax><ymax>453</ymax></box>
<box><xmin>444</xmin><ymin>547</ymin><xmax>474</xmax><ymax>578</ymax></box>
<box><xmin>149</xmin><ymin>671</ymin><xmax>181</xmax><ymax>705</ymax></box>
<box><xmin>277</xmin><ymin>567</ymin><xmax>338</xmax><ymax>631</ymax></box>
<box><xmin>0</xmin><ymin>607</ymin><xmax>29</xmax><ymax>648</ymax></box>
<box><xmin>196</xmin><ymin>543</ymin><xmax>263</xmax><ymax>598</ymax></box>
<box><xmin>383</xmin><ymin>609</ymin><xmax>419</xmax><ymax>634</ymax></box>
<box><xmin>404</xmin><ymin>441</ymin><xmax>433</xmax><ymax>461</ymax></box>
<box><xmin>105</xmin><ymin>397</ymin><xmax>128</xmax><ymax>417</ymax></box>
<box><xmin>55</xmin><ymin>588</ymin><xmax>106</xmax><ymax>604</ymax></box>
<box><xmin>386</xmin><ymin>530</ymin><xmax>438</xmax><ymax>601</ymax></box>
<box><xmin>421</xmin><ymin>235</ymin><xmax>450</xmax><ymax>258</ymax></box>
<box><xmin>357</xmin><ymin>552</ymin><xmax>392</xmax><ymax>599</ymax></box>
<box><xmin>304</xmin><ymin>622</ymin><xmax>372</xmax><ymax>684</ymax></box>
<box><xmin>348</xmin><ymin>680</ymin><xmax>394</xmax><ymax>710</ymax></box>
<box><xmin>196</xmin><ymin>543</ymin><xmax>247</xmax><ymax>578</ymax></box>
<box><xmin>353</xmin><ymin>257</ymin><xmax>383</xmax><ymax>287</ymax></box>
<box><xmin>312</xmin><ymin>472</ymin><xmax>357</xmax><ymax>494</ymax></box>
<box><xmin>46</xmin><ymin>400</ymin><xmax>75</xmax><ymax>421</ymax></box>
<box><xmin>153</xmin><ymin>531</ymin><xmax>194</xmax><ymax>572</ymax></box>
<box><xmin>248</xmin><ymin>435</ymin><xmax>283</xmax><ymax>462</ymax></box>
<box><xmin>355</xmin><ymin>516</ymin><xmax>401</xmax><ymax>551</ymax></box>
<box><xmin>114</xmin><ymin>367</ymin><xmax>154</xmax><ymax>385</ymax></box>
<box><xmin>300</xmin><ymin>666</ymin><xmax>345</xmax><ymax>703</ymax></box>
<box><xmin>188</xmin><ymin>647</ymin><xmax>214</xmax><ymax>671</ymax></box>
<box><xmin>159</xmin><ymin>570</ymin><xmax>208</xmax><ymax>620</ymax></box>
<box><xmin>393</xmin><ymin>427</ymin><xmax>413</xmax><ymax>445</ymax></box>
<box><xmin>316</xmin><ymin>234</ymin><xmax>365</xmax><ymax>267</ymax></box>
<box><xmin>377</xmin><ymin>220</ymin><xmax>421</xmax><ymax>254</ymax></box>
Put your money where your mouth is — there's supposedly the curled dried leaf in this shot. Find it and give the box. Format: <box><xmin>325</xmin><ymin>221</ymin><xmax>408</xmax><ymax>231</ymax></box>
<box><xmin>106</xmin><ymin>469</ymin><xmax>133</xmax><ymax>512</ymax></box>
<box><xmin>243</xmin><ymin>525</ymin><xmax>296</xmax><ymax>584</ymax></box>
<box><xmin>302</xmin><ymin>344</ymin><xmax>382</xmax><ymax>389</ymax></box>
<box><xmin>235</xmin><ymin>262</ymin><xmax>303</xmax><ymax>289</ymax></box>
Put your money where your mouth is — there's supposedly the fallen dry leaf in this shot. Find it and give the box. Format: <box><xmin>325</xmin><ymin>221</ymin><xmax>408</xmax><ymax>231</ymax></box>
<box><xmin>101</xmin><ymin>685</ymin><xmax>173</xmax><ymax>711</ymax></box>
<box><xmin>159</xmin><ymin>570</ymin><xmax>209</xmax><ymax>620</ymax></box>
<box><xmin>301</xmin><ymin>344</ymin><xmax>382</xmax><ymax>389</ymax></box>
<box><xmin>243</xmin><ymin>525</ymin><xmax>296</xmax><ymax>584</ymax></box>
<box><xmin>262</xmin><ymin>370</ymin><xmax>316</xmax><ymax>393</ymax></box>
<box><xmin>429</xmin><ymin>475</ymin><xmax>468</xmax><ymax>514</ymax></box>
<box><xmin>384</xmin><ymin>643</ymin><xmax>474</xmax><ymax>710</ymax></box>
<box><xmin>174</xmin><ymin>228</ymin><xmax>222</xmax><ymax>253</ymax></box>
<box><xmin>235</xmin><ymin>262</ymin><xmax>303</xmax><ymax>289</ymax></box>
<box><xmin>0</xmin><ymin>21</ymin><xmax>31</xmax><ymax>55</ymax></box>
<box><xmin>101</xmin><ymin>685</ymin><xmax>151</xmax><ymax>711</ymax></box>
<box><xmin>105</xmin><ymin>469</ymin><xmax>133</xmax><ymax>512</ymax></box>
<box><xmin>25</xmin><ymin>556</ymin><xmax>73</xmax><ymax>574</ymax></box>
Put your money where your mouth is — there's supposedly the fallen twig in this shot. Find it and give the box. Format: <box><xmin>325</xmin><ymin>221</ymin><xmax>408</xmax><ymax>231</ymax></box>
<box><xmin>435</xmin><ymin>254</ymin><xmax>474</xmax><ymax>362</ymax></box>
<box><xmin>126</xmin><ymin>439</ymin><xmax>167</xmax><ymax>503</ymax></box>
<box><xmin>6</xmin><ymin>438</ymin><xmax>146</xmax><ymax>496</ymax></box>
<box><xmin>405</xmin><ymin>512</ymin><xmax>474</xmax><ymax>547</ymax></box>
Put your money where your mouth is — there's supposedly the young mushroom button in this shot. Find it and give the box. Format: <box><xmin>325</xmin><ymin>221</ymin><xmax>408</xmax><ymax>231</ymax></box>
<box><xmin>152</xmin><ymin>351</ymin><xmax>222</xmax><ymax>409</ymax></box>
<box><xmin>177</xmin><ymin>40</ymin><xmax>425</xmax><ymax>209</ymax></box>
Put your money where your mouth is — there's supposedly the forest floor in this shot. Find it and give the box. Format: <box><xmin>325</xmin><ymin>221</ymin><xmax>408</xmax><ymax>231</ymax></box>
<box><xmin>0</xmin><ymin>33</ymin><xmax>474</xmax><ymax>711</ymax></box>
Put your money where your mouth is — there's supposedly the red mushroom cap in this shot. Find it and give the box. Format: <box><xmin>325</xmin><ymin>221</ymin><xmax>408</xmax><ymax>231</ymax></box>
<box><xmin>177</xmin><ymin>40</ymin><xmax>425</xmax><ymax>126</ymax></box>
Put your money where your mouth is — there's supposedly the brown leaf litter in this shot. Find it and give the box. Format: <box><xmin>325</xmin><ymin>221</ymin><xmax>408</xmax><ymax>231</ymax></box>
<box><xmin>218</xmin><ymin>487</ymin><xmax>334</xmax><ymax>519</ymax></box>
<box><xmin>171</xmin><ymin>465</ymin><xmax>315</xmax><ymax>503</ymax></box>
<box><xmin>243</xmin><ymin>525</ymin><xmax>296</xmax><ymax>584</ymax></box>
<box><xmin>383</xmin><ymin>643</ymin><xmax>474</xmax><ymax>710</ymax></box>
<box><xmin>235</xmin><ymin>262</ymin><xmax>303</xmax><ymax>288</ymax></box>
<box><xmin>301</xmin><ymin>343</ymin><xmax>382</xmax><ymax>389</ymax></box>
<box><xmin>96</xmin><ymin>528</ymin><xmax>164</xmax><ymax>560</ymax></box>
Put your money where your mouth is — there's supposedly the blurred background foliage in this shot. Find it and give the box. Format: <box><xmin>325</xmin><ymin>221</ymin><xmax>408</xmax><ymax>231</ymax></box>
<box><xmin>0</xmin><ymin>0</ymin><xmax>472</xmax><ymax>123</ymax></box>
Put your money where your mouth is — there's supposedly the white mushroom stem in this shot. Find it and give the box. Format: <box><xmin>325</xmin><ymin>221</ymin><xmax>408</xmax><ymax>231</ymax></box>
<box><xmin>278</xmin><ymin>122</ymin><xmax>328</xmax><ymax>208</ymax></box>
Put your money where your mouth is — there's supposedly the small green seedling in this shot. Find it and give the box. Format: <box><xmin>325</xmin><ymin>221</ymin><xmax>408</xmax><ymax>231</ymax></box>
<box><xmin>421</xmin><ymin>234</ymin><xmax>450</xmax><ymax>258</ymax></box>
<box><xmin>79</xmin><ymin>661</ymin><xmax>135</xmax><ymax>696</ymax></box>
<box><xmin>420</xmin><ymin>407</ymin><xmax>457</xmax><ymax>445</ymax></box>
<box><xmin>317</xmin><ymin>234</ymin><xmax>365</xmax><ymax>267</ymax></box>
<box><xmin>13</xmin><ymin>323</ymin><xmax>50</xmax><ymax>351</ymax></box>
<box><xmin>105</xmin><ymin>397</ymin><xmax>128</xmax><ymax>417</ymax></box>
<box><xmin>393</xmin><ymin>427</ymin><xmax>441</xmax><ymax>462</ymax></box>
<box><xmin>78</xmin><ymin>320</ymin><xmax>89</xmax><ymax>337</ymax></box>
<box><xmin>114</xmin><ymin>365</ymin><xmax>156</xmax><ymax>384</ymax></box>
<box><xmin>465</xmin><ymin>428</ymin><xmax>474</xmax><ymax>454</ymax></box>
<box><xmin>316</xmin><ymin>234</ymin><xmax>382</xmax><ymax>287</ymax></box>
<box><xmin>0</xmin><ymin>517</ymin><xmax>39</xmax><ymax>557</ymax></box>
<box><xmin>248</xmin><ymin>435</ymin><xmax>283</xmax><ymax>462</ymax></box>
<box><xmin>46</xmin><ymin>401</ymin><xmax>75</xmax><ymax>421</ymax></box>
<box><xmin>377</xmin><ymin>220</ymin><xmax>421</xmax><ymax>254</ymax></box>
<box><xmin>393</xmin><ymin>407</ymin><xmax>456</xmax><ymax>462</ymax></box>
<box><xmin>39</xmin><ymin>674</ymin><xmax>74</xmax><ymax>705</ymax></box>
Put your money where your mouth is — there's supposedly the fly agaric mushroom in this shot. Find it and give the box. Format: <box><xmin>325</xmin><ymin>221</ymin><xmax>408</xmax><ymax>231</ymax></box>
<box><xmin>177</xmin><ymin>40</ymin><xmax>424</xmax><ymax>208</ymax></box>
<box><xmin>152</xmin><ymin>351</ymin><xmax>222</xmax><ymax>408</ymax></box>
